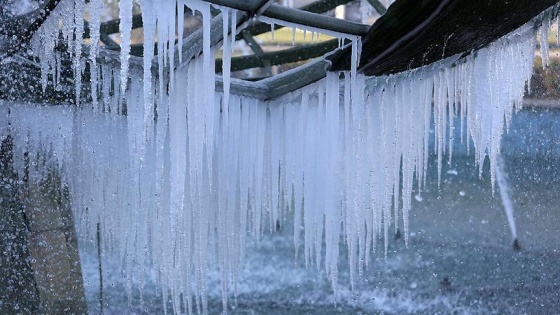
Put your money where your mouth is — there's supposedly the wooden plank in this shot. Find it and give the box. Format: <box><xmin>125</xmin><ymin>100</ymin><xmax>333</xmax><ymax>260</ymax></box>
<box><xmin>94</xmin><ymin>14</ymin><xmax>144</xmax><ymax>36</ymax></box>
<box><xmin>262</xmin><ymin>58</ymin><xmax>331</xmax><ymax>100</ymax></box>
<box><xmin>202</xmin><ymin>1</ymin><xmax>368</xmax><ymax>36</ymax></box>
<box><xmin>199</xmin><ymin>0</ymin><xmax>265</xmax><ymax>12</ymax></box>
<box><xmin>215</xmin><ymin>75</ymin><xmax>270</xmax><ymax>99</ymax></box>
<box><xmin>240</xmin><ymin>0</ymin><xmax>355</xmax><ymax>39</ymax></box>
<box><xmin>82</xmin><ymin>15</ymin><xmax>141</xmax><ymax>39</ymax></box>
<box><xmin>263</xmin><ymin>4</ymin><xmax>369</xmax><ymax>36</ymax></box>
<box><xmin>216</xmin><ymin>38</ymin><xmax>340</xmax><ymax>72</ymax></box>
<box><xmin>174</xmin><ymin>0</ymin><xmax>278</xmax><ymax>70</ymax></box>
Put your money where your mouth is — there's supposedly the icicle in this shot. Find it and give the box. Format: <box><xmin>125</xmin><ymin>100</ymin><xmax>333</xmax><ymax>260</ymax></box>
<box><xmin>167</xmin><ymin>0</ymin><xmax>176</xmax><ymax>89</ymax></box>
<box><xmin>197</xmin><ymin>3</ymin><xmax>216</xmax><ymax>186</ymax></box>
<box><xmin>22</xmin><ymin>3</ymin><xmax>548</xmax><ymax>312</ymax></box>
<box><xmin>169</xmin><ymin>64</ymin><xmax>188</xmax><ymax>247</ymax></box>
<box><xmin>350</xmin><ymin>36</ymin><xmax>361</xmax><ymax>85</ymax></box>
<box><xmin>496</xmin><ymin>148</ymin><xmax>517</xmax><ymax>242</ymax></box>
<box><xmin>119</xmin><ymin>0</ymin><xmax>133</xmax><ymax>94</ymax></box>
<box><xmin>540</xmin><ymin>18</ymin><xmax>550</xmax><ymax>68</ymax></box>
<box><xmin>73</xmin><ymin>0</ymin><xmax>85</xmax><ymax>105</ymax></box>
<box><xmin>557</xmin><ymin>15</ymin><xmax>560</xmax><ymax>46</ymax></box>
<box><xmin>178</xmin><ymin>0</ymin><xmax>185</xmax><ymax>64</ymax></box>
<box><xmin>88</xmin><ymin>0</ymin><xmax>103</xmax><ymax>110</ymax></box>
<box><xmin>222</xmin><ymin>7</ymin><xmax>232</xmax><ymax>111</ymax></box>
<box><xmin>359</xmin><ymin>0</ymin><xmax>374</xmax><ymax>24</ymax></box>
<box><xmin>140</xmin><ymin>0</ymin><xmax>156</xmax><ymax>149</ymax></box>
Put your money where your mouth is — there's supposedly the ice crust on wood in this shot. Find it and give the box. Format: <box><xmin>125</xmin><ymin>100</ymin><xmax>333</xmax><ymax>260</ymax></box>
<box><xmin>17</xmin><ymin>1</ymin><xmax>557</xmax><ymax>314</ymax></box>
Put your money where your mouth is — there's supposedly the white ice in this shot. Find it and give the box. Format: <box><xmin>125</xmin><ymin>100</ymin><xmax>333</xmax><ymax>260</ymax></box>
<box><xmin>19</xmin><ymin>2</ymin><xmax>560</xmax><ymax>314</ymax></box>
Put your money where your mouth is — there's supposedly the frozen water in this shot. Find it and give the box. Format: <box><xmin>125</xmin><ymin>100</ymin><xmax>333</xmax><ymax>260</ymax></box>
<box><xmin>4</xmin><ymin>0</ymin><xmax>38</xmax><ymax>16</ymax></box>
<box><xmin>496</xmin><ymin>154</ymin><xmax>517</xmax><ymax>240</ymax></box>
<box><xmin>119</xmin><ymin>0</ymin><xmax>133</xmax><ymax>94</ymax></box>
<box><xmin>16</xmin><ymin>2</ymin><xmax>560</xmax><ymax>314</ymax></box>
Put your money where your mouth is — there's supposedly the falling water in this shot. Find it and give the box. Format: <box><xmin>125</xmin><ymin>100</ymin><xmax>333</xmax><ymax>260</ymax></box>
<box><xmin>8</xmin><ymin>0</ymin><xmax>560</xmax><ymax>313</ymax></box>
<box><xmin>496</xmin><ymin>154</ymin><xmax>518</xmax><ymax>242</ymax></box>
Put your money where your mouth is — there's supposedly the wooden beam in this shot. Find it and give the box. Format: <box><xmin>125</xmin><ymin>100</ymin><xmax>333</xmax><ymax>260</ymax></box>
<box><xmin>83</xmin><ymin>20</ymin><xmax>119</xmax><ymax>48</ymax></box>
<box><xmin>199</xmin><ymin>0</ymin><xmax>266</xmax><ymax>12</ymax></box>
<box><xmin>262</xmin><ymin>58</ymin><xmax>331</xmax><ymax>100</ymax></box>
<box><xmin>202</xmin><ymin>0</ymin><xmax>369</xmax><ymax>36</ymax></box>
<box><xmin>241</xmin><ymin>30</ymin><xmax>266</xmax><ymax>55</ymax></box>
<box><xmin>216</xmin><ymin>38</ymin><xmax>341</xmax><ymax>72</ymax></box>
<box><xmin>173</xmin><ymin>0</ymin><xmax>278</xmax><ymax>69</ymax></box>
<box><xmin>263</xmin><ymin>4</ymin><xmax>369</xmax><ymax>36</ymax></box>
<box><xmin>365</xmin><ymin>0</ymin><xmax>387</xmax><ymax>15</ymax></box>
<box><xmin>92</xmin><ymin>14</ymin><xmax>144</xmax><ymax>36</ymax></box>
<box><xmin>173</xmin><ymin>13</ymin><xmax>235</xmax><ymax>70</ymax></box>
<box><xmin>240</xmin><ymin>30</ymin><xmax>273</xmax><ymax>75</ymax></box>
<box><xmin>215</xmin><ymin>75</ymin><xmax>270</xmax><ymax>99</ymax></box>
<box><xmin>100</xmin><ymin>33</ymin><xmax>119</xmax><ymax>48</ymax></box>
<box><xmin>240</xmin><ymin>0</ymin><xmax>355</xmax><ymax>39</ymax></box>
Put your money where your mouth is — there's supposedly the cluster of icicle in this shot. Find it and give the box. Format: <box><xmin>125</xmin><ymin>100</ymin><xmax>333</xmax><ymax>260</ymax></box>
<box><xmin>14</xmin><ymin>0</ymin><xmax>557</xmax><ymax>313</ymax></box>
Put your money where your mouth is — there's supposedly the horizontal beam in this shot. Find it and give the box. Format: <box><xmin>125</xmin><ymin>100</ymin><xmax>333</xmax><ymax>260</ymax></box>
<box><xmin>202</xmin><ymin>0</ymin><xmax>369</xmax><ymax>36</ymax></box>
<box><xmin>263</xmin><ymin>4</ymin><xmax>369</xmax><ymax>36</ymax></box>
<box><xmin>216</xmin><ymin>38</ymin><xmax>340</xmax><ymax>72</ymax></box>
<box><xmin>173</xmin><ymin>12</ymin><xmax>246</xmax><ymax>70</ymax></box>
<box><xmin>199</xmin><ymin>0</ymin><xmax>266</xmax><ymax>12</ymax></box>
<box><xmin>261</xmin><ymin>57</ymin><xmax>331</xmax><ymax>100</ymax></box>
<box><xmin>215</xmin><ymin>75</ymin><xmax>270</xmax><ymax>99</ymax></box>
<box><xmin>83</xmin><ymin>15</ymin><xmax>143</xmax><ymax>39</ymax></box>
<box><xmin>240</xmin><ymin>0</ymin><xmax>355</xmax><ymax>39</ymax></box>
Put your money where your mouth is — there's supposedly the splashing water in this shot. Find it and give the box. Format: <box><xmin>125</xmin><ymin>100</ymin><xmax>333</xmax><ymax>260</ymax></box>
<box><xmin>12</xmin><ymin>1</ymin><xmax>560</xmax><ymax>313</ymax></box>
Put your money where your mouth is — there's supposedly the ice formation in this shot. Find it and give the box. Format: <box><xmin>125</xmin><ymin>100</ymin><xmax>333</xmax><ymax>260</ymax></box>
<box><xmin>496</xmin><ymin>155</ymin><xmax>517</xmax><ymax>241</ymax></box>
<box><xmin>5</xmin><ymin>0</ymin><xmax>558</xmax><ymax>313</ymax></box>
